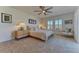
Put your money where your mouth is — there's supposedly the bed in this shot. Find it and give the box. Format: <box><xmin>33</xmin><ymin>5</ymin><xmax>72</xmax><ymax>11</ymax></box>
<box><xmin>29</xmin><ymin>30</ymin><xmax>54</xmax><ymax>41</ymax></box>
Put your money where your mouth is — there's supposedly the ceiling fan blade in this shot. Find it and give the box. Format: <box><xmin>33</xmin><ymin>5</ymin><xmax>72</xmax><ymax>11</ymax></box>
<box><xmin>44</xmin><ymin>13</ymin><xmax>47</xmax><ymax>15</ymax></box>
<box><xmin>47</xmin><ymin>11</ymin><xmax>52</xmax><ymax>13</ymax></box>
<box><xmin>39</xmin><ymin>6</ymin><xmax>45</xmax><ymax>10</ymax></box>
<box><xmin>38</xmin><ymin>13</ymin><xmax>42</xmax><ymax>15</ymax></box>
<box><xmin>46</xmin><ymin>7</ymin><xmax>53</xmax><ymax>10</ymax></box>
<box><xmin>34</xmin><ymin>10</ymin><xmax>42</xmax><ymax>12</ymax></box>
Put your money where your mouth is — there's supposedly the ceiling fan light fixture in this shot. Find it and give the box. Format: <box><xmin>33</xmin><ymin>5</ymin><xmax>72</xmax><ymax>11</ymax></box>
<box><xmin>43</xmin><ymin>11</ymin><xmax>45</xmax><ymax>13</ymax></box>
<box><xmin>34</xmin><ymin>6</ymin><xmax>53</xmax><ymax>15</ymax></box>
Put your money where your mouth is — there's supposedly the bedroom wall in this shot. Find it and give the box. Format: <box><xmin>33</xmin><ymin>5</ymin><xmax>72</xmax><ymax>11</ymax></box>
<box><xmin>0</xmin><ymin>6</ymin><xmax>38</xmax><ymax>42</ymax></box>
<box><xmin>39</xmin><ymin>12</ymin><xmax>74</xmax><ymax>31</ymax></box>
<box><xmin>39</xmin><ymin>18</ymin><xmax>48</xmax><ymax>29</ymax></box>
<box><xmin>54</xmin><ymin>12</ymin><xmax>74</xmax><ymax>32</ymax></box>
<box><xmin>74</xmin><ymin>7</ymin><xmax>79</xmax><ymax>42</ymax></box>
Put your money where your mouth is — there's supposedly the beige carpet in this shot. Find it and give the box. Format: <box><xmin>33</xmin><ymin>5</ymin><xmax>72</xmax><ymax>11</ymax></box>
<box><xmin>0</xmin><ymin>37</ymin><xmax>51</xmax><ymax>53</ymax></box>
<box><xmin>0</xmin><ymin>35</ymin><xmax>79</xmax><ymax>53</ymax></box>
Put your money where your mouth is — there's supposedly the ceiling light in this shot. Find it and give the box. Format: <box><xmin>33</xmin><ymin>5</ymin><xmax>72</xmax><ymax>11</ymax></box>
<box><xmin>43</xmin><ymin>11</ymin><xmax>45</xmax><ymax>13</ymax></box>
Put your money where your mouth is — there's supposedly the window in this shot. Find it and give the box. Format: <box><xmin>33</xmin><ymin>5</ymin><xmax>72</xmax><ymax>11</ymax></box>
<box><xmin>55</xmin><ymin>20</ymin><xmax>59</xmax><ymax>30</ymax></box>
<box><xmin>47</xmin><ymin>19</ymin><xmax>63</xmax><ymax>31</ymax></box>
<box><xmin>55</xmin><ymin>19</ymin><xmax>63</xmax><ymax>31</ymax></box>
<box><xmin>47</xmin><ymin>20</ymin><xmax>53</xmax><ymax>30</ymax></box>
<box><xmin>59</xmin><ymin>19</ymin><xmax>63</xmax><ymax>30</ymax></box>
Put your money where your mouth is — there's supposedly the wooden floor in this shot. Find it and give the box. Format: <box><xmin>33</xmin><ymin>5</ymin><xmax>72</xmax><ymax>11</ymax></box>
<box><xmin>0</xmin><ymin>35</ymin><xmax>79</xmax><ymax>53</ymax></box>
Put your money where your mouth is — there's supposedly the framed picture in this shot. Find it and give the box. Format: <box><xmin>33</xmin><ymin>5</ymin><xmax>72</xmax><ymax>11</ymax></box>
<box><xmin>65</xmin><ymin>20</ymin><xmax>72</xmax><ymax>24</ymax></box>
<box><xmin>1</xmin><ymin>13</ymin><xmax>12</xmax><ymax>23</ymax></box>
<box><xmin>28</xmin><ymin>19</ymin><xmax>36</xmax><ymax>24</ymax></box>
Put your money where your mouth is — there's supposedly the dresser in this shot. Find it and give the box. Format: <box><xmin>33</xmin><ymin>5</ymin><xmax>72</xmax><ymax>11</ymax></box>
<box><xmin>12</xmin><ymin>30</ymin><xmax>29</xmax><ymax>40</ymax></box>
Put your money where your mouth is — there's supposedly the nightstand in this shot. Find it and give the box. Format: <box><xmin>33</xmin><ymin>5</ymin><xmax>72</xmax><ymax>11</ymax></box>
<box><xmin>12</xmin><ymin>30</ymin><xmax>29</xmax><ymax>40</ymax></box>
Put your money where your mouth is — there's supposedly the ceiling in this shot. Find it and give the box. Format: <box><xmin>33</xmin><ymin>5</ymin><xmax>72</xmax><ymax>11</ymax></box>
<box><xmin>11</xmin><ymin>6</ymin><xmax>77</xmax><ymax>17</ymax></box>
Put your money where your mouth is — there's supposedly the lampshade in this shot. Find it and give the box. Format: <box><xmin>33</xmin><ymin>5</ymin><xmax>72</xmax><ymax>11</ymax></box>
<box><xmin>15</xmin><ymin>22</ymin><xmax>26</xmax><ymax>30</ymax></box>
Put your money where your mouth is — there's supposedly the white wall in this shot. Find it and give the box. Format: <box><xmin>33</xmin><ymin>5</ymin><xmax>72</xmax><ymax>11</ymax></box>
<box><xmin>0</xmin><ymin>6</ymin><xmax>38</xmax><ymax>42</ymax></box>
<box><xmin>41</xmin><ymin>12</ymin><xmax>74</xmax><ymax>31</ymax></box>
<box><xmin>54</xmin><ymin>12</ymin><xmax>74</xmax><ymax>31</ymax></box>
<box><xmin>74</xmin><ymin>8</ymin><xmax>79</xmax><ymax>42</ymax></box>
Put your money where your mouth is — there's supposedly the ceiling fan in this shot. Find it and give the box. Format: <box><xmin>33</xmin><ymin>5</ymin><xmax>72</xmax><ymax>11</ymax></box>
<box><xmin>34</xmin><ymin>6</ymin><xmax>53</xmax><ymax>15</ymax></box>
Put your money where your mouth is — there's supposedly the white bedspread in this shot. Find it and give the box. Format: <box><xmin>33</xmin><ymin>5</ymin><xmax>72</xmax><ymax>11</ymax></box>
<box><xmin>36</xmin><ymin>30</ymin><xmax>53</xmax><ymax>37</ymax></box>
<box><xmin>30</xmin><ymin>30</ymin><xmax>54</xmax><ymax>41</ymax></box>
